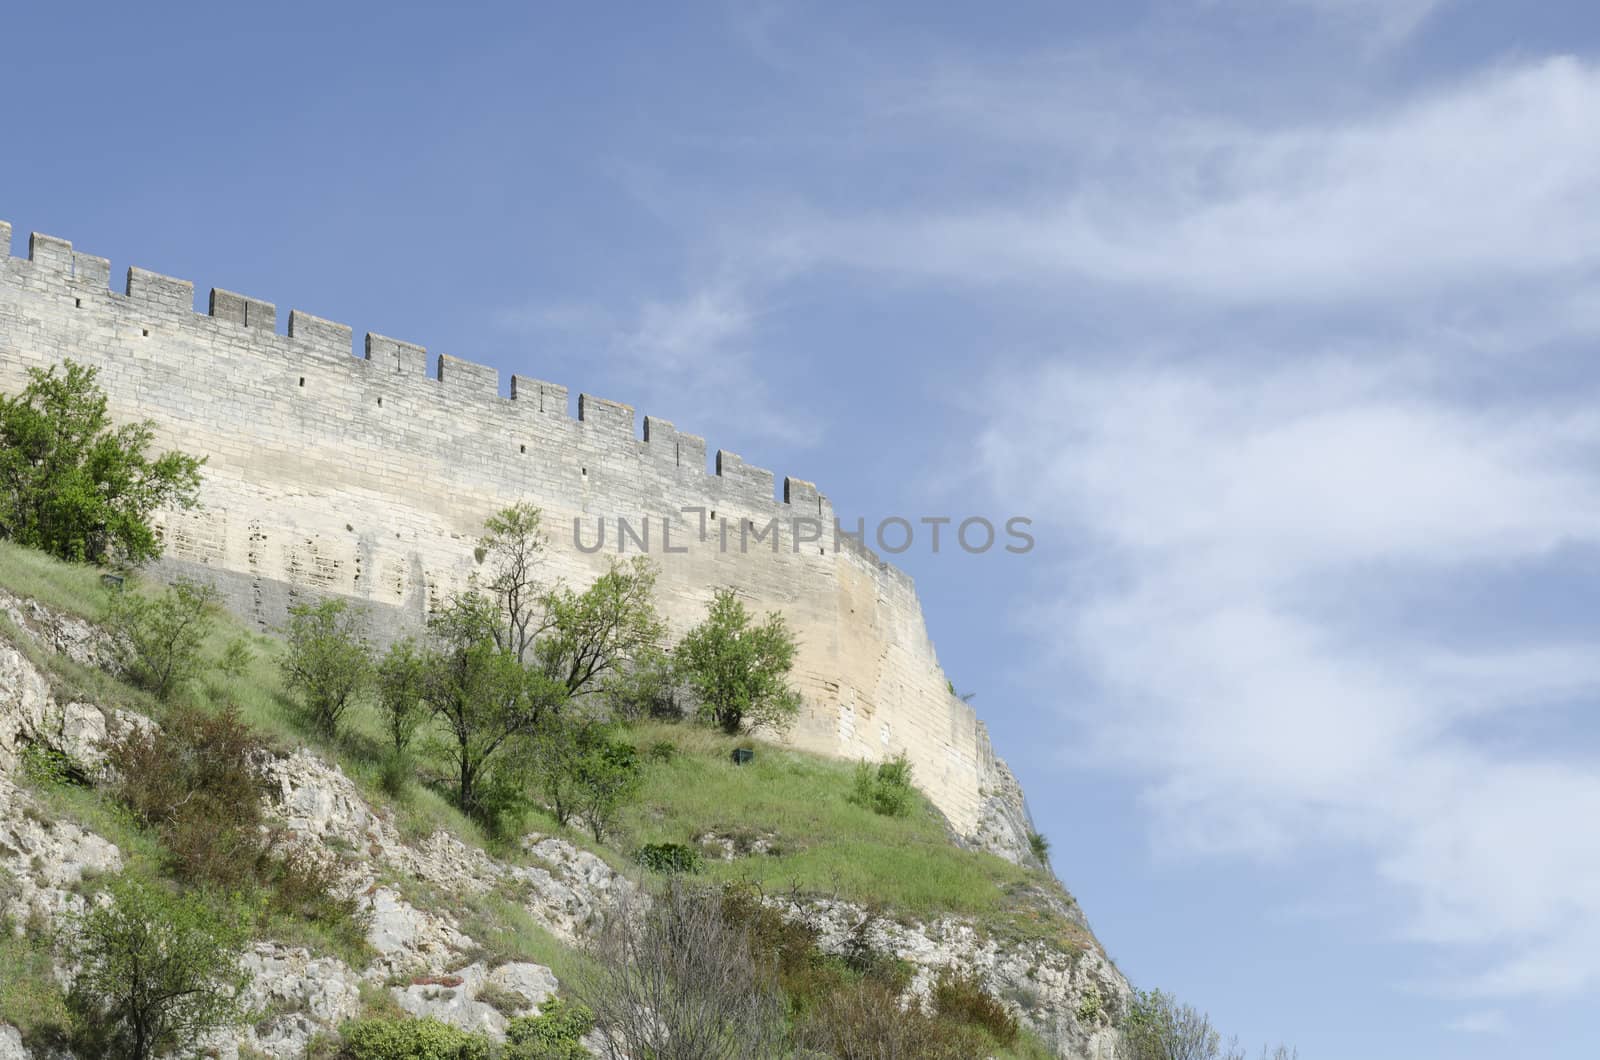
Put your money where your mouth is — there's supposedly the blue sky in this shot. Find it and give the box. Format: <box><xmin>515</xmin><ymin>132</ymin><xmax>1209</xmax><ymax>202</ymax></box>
<box><xmin>4</xmin><ymin>2</ymin><xmax>1598</xmax><ymax>1055</ymax></box>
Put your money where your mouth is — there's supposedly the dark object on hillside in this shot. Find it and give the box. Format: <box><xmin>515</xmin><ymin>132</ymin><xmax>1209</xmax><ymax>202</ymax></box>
<box><xmin>100</xmin><ymin>573</ymin><xmax>125</xmax><ymax>591</ymax></box>
<box><xmin>731</xmin><ymin>748</ymin><xmax>755</xmax><ymax>766</ymax></box>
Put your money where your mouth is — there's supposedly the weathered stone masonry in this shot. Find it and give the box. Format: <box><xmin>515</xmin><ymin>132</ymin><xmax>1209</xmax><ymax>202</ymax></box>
<box><xmin>0</xmin><ymin>220</ymin><xmax>1033</xmax><ymax>859</ymax></box>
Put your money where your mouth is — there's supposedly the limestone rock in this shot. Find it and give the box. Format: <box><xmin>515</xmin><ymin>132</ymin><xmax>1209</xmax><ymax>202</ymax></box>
<box><xmin>391</xmin><ymin>960</ymin><xmax>558</xmax><ymax>1036</ymax></box>
<box><xmin>233</xmin><ymin>943</ymin><xmax>364</xmax><ymax>1059</ymax></box>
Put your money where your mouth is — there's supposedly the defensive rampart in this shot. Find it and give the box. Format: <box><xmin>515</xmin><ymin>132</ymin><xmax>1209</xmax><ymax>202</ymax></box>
<box><xmin>0</xmin><ymin>220</ymin><xmax>1032</xmax><ymax>859</ymax></box>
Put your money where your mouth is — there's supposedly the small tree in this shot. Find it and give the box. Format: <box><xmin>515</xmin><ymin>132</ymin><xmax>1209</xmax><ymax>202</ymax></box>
<box><xmin>66</xmin><ymin>875</ymin><xmax>250</xmax><ymax>1060</ymax></box>
<box><xmin>424</xmin><ymin>592</ymin><xmax>563</xmax><ymax>813</ymax></box>
<box><xmin>103</xmin><ymin>577</ymin><xmax>217</xmax><ymax>702</ymax></box>
<box><xmin>376</xmin><ymin>636</ymin><xmax>429</xmax><ymax>756</ymax></box>
<box><xmin>675</xmin><ymin>588</ymin><xmax>802</xmax><ymax>734</ymax></box>
<box><xmin>537</xmin><ymin>556</ymin><xmax>666</xmax><ymax>700</ymax></box>
<box><xmin>0</xmin><ymin>360</ymin><xmax>203</xmax><ymax>565</ymax></box>
<box><xmin>1123</xmin><ymin>990</ymin><xmax>1232</xmax><ymax>1060</ymax></box>
<box><xmin>574</xmin><ymin>730</ymin><xmax>643</xmax><ymax>841</ymax></box>
<box><xmin>848</xmin><ymin>753</ymin><xmax>916</xmax><ymax>817</ymax></box>
<box><xmin>478</xmin><ymin>501</ymin><xmax>547</xmax><ymax>664</ymax></box>
<box><xmin>279</xmin><ymin>596</ymin><xmax>373</xmax><ymax>738</ymax></box>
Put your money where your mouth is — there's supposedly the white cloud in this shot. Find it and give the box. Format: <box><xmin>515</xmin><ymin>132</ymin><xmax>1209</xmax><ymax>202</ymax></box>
<box><xmin>771</xmin><ymin>57</ymin><xmax>1600</xmax><ymax>308</ymax></box>
<box><xmin>1448</xmin><ymin>1008</ymin><xmax>1510</xmax><ymax>1035</ymax></box>
<box><xmin>495</xmin><ymin>283</ymin><xmax>816</xmax><ymax>450</ymax></box>
<box><xmin>1278</xmin><ymin>0</ymin><xmax>1450</xmax><ymax>46</ymax></box>
<box><xmin>977</xmin><ymin>352</ymin><xmax>1600</xmax><ymax>1001</ymax></box>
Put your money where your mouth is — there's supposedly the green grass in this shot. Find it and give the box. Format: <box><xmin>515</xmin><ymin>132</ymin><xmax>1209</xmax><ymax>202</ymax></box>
<box><xmin>613</xmin><ymin>720</ymin><xmax>1094</xmax><ymax>950</ymax></box>
<box><xmin>0</xmin><ymin>539</ymin><xmax>1092</xmax><ymax>982</ymax></box>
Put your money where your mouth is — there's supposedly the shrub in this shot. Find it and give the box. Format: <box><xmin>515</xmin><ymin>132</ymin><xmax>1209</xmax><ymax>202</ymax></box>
<box><xmin>376</xmin><ymin>637</ymin><xmax>429</xmax><ymax>756</ymax></box>
<box><xmin>525</xmin><ymin>717</ymin><xmax>644</xmax><ymax>840</ymax></box>
<box><xmin>1028</xmin><ymin>831</ymin><xmax>1051</xmax><ymax>864</ymax></box>
<box><xmin>66</xmin><ymin>874</ymin><xmax>250</xmax><ymax>1060</ymax></box>
<box><xmin>796</xmin><ymin>979</ymin><xmax>989</xmax><ymax>1060</ymax></box>
<box><xmin>216</xmin><ymin>636</ymin><xmax>256</xmax><ymax>680</ymax></box>
<box><xmin>635</xmin><ymin>842</ymin><xmax>702</xmax><ymax>875</ymax></box>
<box><xmin>0</xmin><ymin>359</ymin><xmax>203</xmax><ymax>565</ymax></box>
<box><xmin>19</xmin><ymin>740</ymin><xmax>82</xmax><ymax>787</ymax></box>
<box><xmin>339</xmin><ymin>1016</ymin><xmax>490</xmax><ymax>1060</ymax></box>
<box><xmin>504</xmin><ymin>997</ymin><xmax>595</xmax><ymax>1059</ymax></box>
<box><xmin>848</xmin><ymin>753</ymin><xmax>916</xmax><ymax>817</ymax></box>
<box><xmin>280</xmin><ymin>597</ymin><xmax>373</xmax><ymax>738</ymax></box>
<box><xmin>1122</xmin><ymin>989</ymin><xmax>1227</xmax><ymax>1060</ymax></box>
<box><xmin>103</xmin><ymin>577</ymin><xmax>217</xmax><ymax>701</ymax></box>
<box><xmin>108</xmin><ymin>704</ymin><xmax>268</xmax><ymax>889</ymax></box>
<box><xmin>601</xmin><ymin>651</ymin><xmax>680</xmax><ymax>721</ymax></box>
<box><xmin>576</xmin><ymin>880</ymin><xmax>787</xmax><ymax>1059</ymax></box>
<box><xmin>931</xmin><ymin>969</ymin><xmax>1018</xmax><ymax>1046</ymax></box>
<box><xmin>675</xmin><ymin>588</ymin><xmax>801</xmax><ymax>734</ymax></box>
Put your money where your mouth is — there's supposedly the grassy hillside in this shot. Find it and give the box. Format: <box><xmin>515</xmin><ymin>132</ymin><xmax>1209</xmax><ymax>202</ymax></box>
<box><xmin>0</xmin><ymin>539</ymin><xmax>1088</xmax><ymax>1055</ymax></box>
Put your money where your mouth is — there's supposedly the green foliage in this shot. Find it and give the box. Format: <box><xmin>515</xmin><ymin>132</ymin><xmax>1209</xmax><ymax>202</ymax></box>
<box><xmin>103</xmin><ymin>576</ymin><xmax>217</xmax><ymax>701</ymax></box>
<box><xmin>1123</xmin><ymin>989</ymin><xmax>1229</xmax><ymax>1060</ymax></box>
<box><xmin>600</xmin><ymin>650</ymin><xmax>680</xmax><ymax>720</ymax></box>
<box><xmin>932</xmin><ymin>969</ymin><xmax>1019</xmax><ymax>1046</ymax></box>
<box><xmin>1028</xmin><ymin>831</ymin><xmax>1051</xmax><ymax>864</ymax></box>
<box><xmin>504</xmin><ymin>998</ymin><xmax>595</xmax><ymax>1059</ymax></box>
<box><xmin>338</xmin><ymin>1016</ymin><xmax>490</xmax><ymax>1060</ymax></box>
<box><xmin>423</xmin><ymin>591</ymin><xmax>562</xmax><ymax>814</ymax></box>
<box><xmin>217</xmin><ymin>636</ymin><xmax>256</xmax><ymax>680</ymax></box>
<box><xmin>675</xmin><ymin>588</ymin><xmax>801</xmax><ymax>734</ymax></box>
<box><xmin>376</xmin><ymin>636</ymin><xmax>429</xmax><ymax>755</ymax></box>
<box><xmin>280</xmin><ymin>596</ymin><xmax>373</xmax><ymax>738</ymax></box>
<box><xmin>107</xmin><ymin>703</ymin><xmax>269</xmax><ymax>889</ymax></box>
<box><xmin>105</xmin><ymin>704</ymin><xmax>365</xmax><ymax>956</ymax></box>
<box><xmin>535</xmin><ymin>556</ymin><xmax>666</xmax><ymax>700</ymax></box>
<box><xmin>0</xmin><ymin>360</ymin><xmax>203</xmax><ymax>565</ymax></box>
<box><xmin>0</xmin><ymin>925</ymin><xmax>69</xmax><ymax>1042</ymax></box>
<box><xmin>478</xmin><ymin>501</ymin><xmax>547</xmax><ymax>665</ymax></box>
<box><xmin>635</xmin><ymin>841</ymin><xmax>702</xmax><ymax>875</ymax></box>
<box><xmin>848</xmin><ymin>753</ymin><xmax>916</xmax><ymax>817</ymax></box>
<box><xmin>19</xmin><ymin>740</ymin><xmax>82</xmax><ymax>787</ymax></box>
<box><xmin>522</xmin><ymin>715</ymin><xmax>644</xmax><ymax>840</ymax></box>
<box><xmin>66</xmin><ymin>874</ymin><xmax>250</xmax><ymax>1060</ymax></box>
<box><xmin>1075</xmin><ymin>985</ymin><xmax>1104</xmax><ymax>1024</ymax></box>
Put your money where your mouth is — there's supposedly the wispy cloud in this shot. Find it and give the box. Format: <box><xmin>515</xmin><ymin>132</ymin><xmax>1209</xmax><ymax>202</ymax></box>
<box><xmin>976</xmin><ymin>350</ymin><xmax>1600</xmax><ymax>1003</ymax></box>
<box><xmin>495</xmin><ymin>282</ymin><xmax>817</xmax><ymax>449</ymax></box>
<box><xmin>763</xmin><ymin>57</ymin><xmax>1600</xmax><ymax>309</ymax></box>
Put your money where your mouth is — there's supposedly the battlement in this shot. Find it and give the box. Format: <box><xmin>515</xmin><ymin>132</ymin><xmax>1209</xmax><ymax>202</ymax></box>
<box><xmin>0</xmin><ymin>216</ymin><xmax>1024</xmax><ymax>858</ymax></box>
<box><xmin>0</xmin><ymin>223</ymin><xmax>827</xmax><ymax>513</ymax></box>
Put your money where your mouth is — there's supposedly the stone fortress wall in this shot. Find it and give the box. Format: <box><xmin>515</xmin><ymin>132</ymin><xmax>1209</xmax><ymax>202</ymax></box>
<box><xmin>0</xmin><ymin>219</ymin><xmax>1033</xmax><ymax>859</ymax></box>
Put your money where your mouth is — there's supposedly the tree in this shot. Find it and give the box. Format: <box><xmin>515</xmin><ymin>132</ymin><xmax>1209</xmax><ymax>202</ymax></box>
<box><xmin>0</xmin><ymin>360</ymin><xmax>203</xmax><ymax>565</ymax></box>
<box><xmin>66</xmin><ymin>875</ymin><xmax>250</xmax><ymax>1060</ymax></box>
<box><xmin>536</xmin><ymin>556</ymin><xmax>666</xmax><ymax>700</ymax></box>
<box><xmin>376</xmin><ymin>636</ymin><xmax>429</xmax><ymax>756</ymax></box>
<box><xmin>573</xmin><ymin>729</ymin><xmax>643</xmax><ymax>841</ymax></box>
<box><xmin>675</xmin><ymin>588</ymin><xmax>802</xmax><ymax>734</ymax></box>
<box><xmin>102</xmin><ymin>577</ymin><xmax>217</xmax><ymax>702</ymax></box>
<box><xmin>279</xmin><ymin>596</ymin><xmax>373</xmax><ymax>738</ymax></box>
<box><xmin>478</xmin><ymin>501</ymin><xmax>547</xmax><ymax>664</ymax></box>
<box><xmin>1123</xmin><ymin>990</ymin><xmax>1232</xmax><ymax>1060</ymax></box>
<box><xmin>423</xmin><ymin>592</ymin><xmax>563</xmax><ymax>813</ymax></box>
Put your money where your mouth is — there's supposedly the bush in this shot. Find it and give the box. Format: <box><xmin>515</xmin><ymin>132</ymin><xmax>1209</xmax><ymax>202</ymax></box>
<box><xmin>376</xmin><ymin>637</ymin><xmax>429</xmax><ymax>756</ymax></box>
<box><xmin>796</xmin><ymin>979</ymin><xmax>990</xmax><ymax>1060</ymax></box>
<box><xmin>504</xmin><ymin>997</ymin><xmax>595</xmax><ymax>1059</ymax></box>
<box><xmin>66</xmin><ymin>875</ymin><xmax>250</xmax><ymax>1060</ymax></box>
<box><xmin>19</xmin><ymin>740</ymin><xmax>83</xmax><ymax>787</ymax></box>
<box><xmin>103</xmin><ymin>577</ymin><xmax>217</xmax><ymax>701</ymax></box>
<box><xmin>525</xmin><ymin>718</ymin><xmax>644</xmax><ymax>840</ymax></box>
<box><xmin>931</xmin><ymin>969</ymin><xmax>1018</xmax><ymax>1046</ymax></box>
<box><xmin>576</xmin><ymin>880</ymin><xmax>787</xmax><ymax>1059</ymax></box>
<box><xmin>108</xmin><ymin>704</ymin><xmax>268</xmax><ymax>889</ymax></box>
<box><xmin>0</xmin><ymin>360</ymin><xmax>203</xmax><ymax>565</ymax></box>
<box><xmin>675</xmin><ymin>588</ymin><xmax>801</xmax><ymax>734</ymax></box>
<box><xmin>339</xmin><ymin>1016</ymin><xmax>490</xmax><ymax>1060</ymax></box>
<box><xmin>635</xmin><ymin>842</ymin><xmax>702</xmax><ymax>875</ymax></box>
<box><xmin>280</xmin><ymin>596</ymin><xmax>373</xmax><ymax>738</ymax></box>
<box><xmin>1028</xmin><ymin>831</ymin><xmax>1051</xmax><ymax>864</ymax></box>
<box><xmin>848</xmin><ymin>753</ymin><xmax>916</xmax><ymax>817</ymax></box>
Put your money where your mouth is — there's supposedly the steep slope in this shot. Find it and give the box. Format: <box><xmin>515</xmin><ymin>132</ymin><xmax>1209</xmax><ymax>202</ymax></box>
<box><xmin>0</xmin><ymin>542</ymin><xmax>1129</xmax><ymax>1057</ymax></box>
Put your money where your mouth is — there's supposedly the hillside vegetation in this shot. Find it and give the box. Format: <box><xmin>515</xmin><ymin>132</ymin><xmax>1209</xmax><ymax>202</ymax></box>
<box><xmin>0</xmin><ymin>538</ymin><xmax>1088</xmax><ymax>1058</ymax></box>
